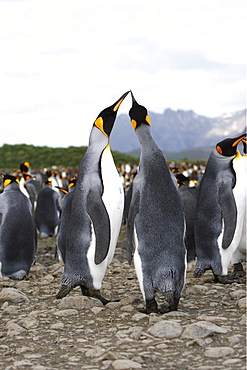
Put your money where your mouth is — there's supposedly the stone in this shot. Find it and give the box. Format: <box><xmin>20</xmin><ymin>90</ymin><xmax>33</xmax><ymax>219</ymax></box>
<box><xmin>237</xmin><ymin>297</ymin><xmax>246</xmax><ymax>309</ymax></box>
<box><xmin>131</xmin><ymin>313</ymin><xmax>148</xmax><ymax>322</ymax></box>
<box><xmin>0</xmin><ymin>288</ymin><xmax>30</xmax><ymax>303</ymax></box>
<box><xmin>2</xmin><ymin>305</ymin><xmax>19</xmax><ymax>315</ymax></box>
<box><xmin>54</xmin><ymin>309</ymin><xmax>79</xmax><ymax>317</ymax></box>
<box><xmin>57</xmin><ymin>296</ymin><xmax>93</xmax><ymax>310</ymax></box>
<box><xmin>50</xmin><ymin>322</ymin><xmax>65</xmax><ymax>330</ymax></box>
<box><xmin>121</xmin><ymin>304</ymin><xmax>134</xmax><ymax>312</ymax></box>
<box><xmin>204</xmin><ymin>346</ymin><xmax>234</xmax><ymax>358</ymax></box>
<box><xmin>111</xmin><ymin>359</ymin><xmax>142</xmax><ymax>369</ymax></box>
<box><xmin>90</xmin><ymin>306</ymin><xmax>105</xmax><ymax>314</ymax></box>
<box><xmin>13</xmin><ymin>360</ymin><xmax>32</xmax><ymax>366</ymax></box>
<box><xmin>196</xmin><ymin>314</ymin><xmax>227</xmax><ymax>323</ymax></box>
<box><xmin>6</xmin><ymin>320</ymin><xmax>27</xmax><ymax>336</ymax></box>
<box><xmin>181</xmin><ymin>321</ymin><xmax>227</xmax><ymax>339</ymax></box>
<box><xmin>19</xmin><ymin>317</ymin><xmax>39</xmax><ymax>329</ymax></box>
<box><xmin>229</xmin><ymin>290</ymin><xmax>246</xmax><ymax>299</ymax></box>
<box><xmin>186</xmin><ymin>285</ymin><xmax>209</xmax><ymax>294</ymax></box>
<box><xmin>85</xmin><ymin>346</ymin><xmax>105</xmax><ymax>357</ymax></box>
<box><xmin>148</xmin><ymin>320</ymin><xmax>183</xmax><ymax>338</ymax></box>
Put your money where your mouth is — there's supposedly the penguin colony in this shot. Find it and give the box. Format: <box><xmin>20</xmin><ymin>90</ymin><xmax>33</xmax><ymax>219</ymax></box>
<box><xmin>0</xmin><ymin>91</ymin><xmax>246</xmax><ymax>315</ymax></box>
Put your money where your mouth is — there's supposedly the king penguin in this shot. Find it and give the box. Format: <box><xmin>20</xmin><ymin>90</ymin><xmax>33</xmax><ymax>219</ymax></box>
<box><xmin>56</xmin><ymin>91</ymin><xmax>129</xmax><ymax>304</ymax></box>
<box><xmin>0</xmin><ymin>174</ymin><xmax>36</xmax><ymax>279</ymax></box>
<box><xmin>127</xmin><ymin>92</ymin><xmax>187</xmax><ymax>314</ymax></box>
<box><xmin>34</xmin><ymin>179</ymin><xmax>60</xmax><ymax>238</ymax></box>
<box><xmin>194</xmin><ymin>133</ymin><xmax>247</xmax><ymax>282</ymax></box>
<box><xmin>56</xmin><ymin>177</ymin><xmax>77</xmax><ymax>263</ymax></box>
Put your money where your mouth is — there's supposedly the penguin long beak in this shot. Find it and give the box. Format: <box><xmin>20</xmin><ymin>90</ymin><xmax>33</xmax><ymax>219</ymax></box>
<box><xmin>94</xmin><ymin>91</ymin><xmax>130</xmax><ymax>137</ymax></box>
<box><xmin>130</xmin><ymin>90</ymin><xmax>137</xmax><ymax>104</ymax></box>
<box><xmin>112</xmin><ymin>91</ymin><xmax>130</xmax><ymax>112</ymax></box>
<box><xmin>232</xmin><ymin>134</ymin><xmax>247</xmax><ymax>147</ymax></box>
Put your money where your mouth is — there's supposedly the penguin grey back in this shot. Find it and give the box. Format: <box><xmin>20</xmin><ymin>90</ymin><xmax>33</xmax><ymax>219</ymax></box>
<box><xmin>0</xmin><ymin>175</ymin><xmax>36</xmax><ymax>279</ymax></box>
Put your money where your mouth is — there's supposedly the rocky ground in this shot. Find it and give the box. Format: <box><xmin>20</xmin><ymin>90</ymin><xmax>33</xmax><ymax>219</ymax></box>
<box><xmin>0</xmin><ymin>224</ymin><xmax>246</xmax><ymax>370</ymax></box>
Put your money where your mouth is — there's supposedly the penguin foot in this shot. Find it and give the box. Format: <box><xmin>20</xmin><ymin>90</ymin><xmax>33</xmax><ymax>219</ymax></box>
<box><xmin>8</xmin><ymin>270</ymin><xmax>27</xmax><ymax>280</ymax></box>
<box><xmin>213</xmin><ymin>274</ymin><xmax>244</xmax><ymax>284</ymax></box>
<box><xmin>139</xmin><ymin>298</ymin><xmax>159</xmax><ymax>314</ymax></box>
<box><xmin>80</xmin><ymin>286</ymin><xmax>112</xmax><ymax>305</ymax></box>
<box><xmin>159</xmin><ymin>304</ymin><xmax>171</xmax><ymax>314</ymax></box>
<box><xmin>56</xmin><ymin>285</ymin><xmax>72</xmax><ymax>299</ymax></box>
<box><xmin>231</xmin><ymin>262</ymin><xmax>246</xmax><ymax>278</ymax></box>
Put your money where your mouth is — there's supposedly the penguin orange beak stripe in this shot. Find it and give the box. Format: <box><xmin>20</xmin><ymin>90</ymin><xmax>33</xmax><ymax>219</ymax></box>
<box><xmin>113</xmin><ymin>98</ymin><xmax>125</xmax><ymax>112</ymax></box>
<box><xmin>232</xmin><ymin>135</ymin><xmax>246</xmax><ymax>147</ymax></box>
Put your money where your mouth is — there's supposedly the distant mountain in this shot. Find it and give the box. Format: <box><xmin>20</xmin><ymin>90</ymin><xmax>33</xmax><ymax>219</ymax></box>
<box><xmin>111</xmin><ymin>108</ymin><xmax>246</xmax><ymax>158</ymax></box>
<box><xmin>128</xmin><ymin>147</ymin><xmax>214</xmax><ymax>161</ymax></box>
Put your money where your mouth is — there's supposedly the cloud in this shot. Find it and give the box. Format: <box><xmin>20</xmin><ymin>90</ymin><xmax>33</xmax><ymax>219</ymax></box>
<box><xmin>0</xmin><ymin>0</ymin><xmax>245</xmax><ymax>148</ymax></box>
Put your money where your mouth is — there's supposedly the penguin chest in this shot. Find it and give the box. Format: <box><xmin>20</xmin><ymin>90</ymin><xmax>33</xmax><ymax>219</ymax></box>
<box><xmin>86</xmin><ymin>146</ymin><xmax>124</xmax><ymax>290</ymax></box>
<box><xmin>100</xmin><ymin>145</ymin><xmax>124</xmax><ymax>238</ymax></box>
<box><xmin>219</xmin><ymin>155</ymin><xmax>246</xmax><ymax>274</ymax></box>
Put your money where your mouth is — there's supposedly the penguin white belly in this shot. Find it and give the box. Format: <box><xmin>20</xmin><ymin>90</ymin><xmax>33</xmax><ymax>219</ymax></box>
<box><xmin>87</xmin><ymin>145</ymin><xmax>124</xmax><ymax>290</ymax></box>
<box><xmin>231</xmin><ymin>211</ymin><xmax>246</xmax><ymax>263</ymax></box>
<box><xmin>133</xmin><ymin>226</ymin><xmax>145</xmax><ymax>299</ymax></box>
<box><xmin>219</xmin><ymin>154</ymin><xmax>246</xmax><ymax>274</ymax></box>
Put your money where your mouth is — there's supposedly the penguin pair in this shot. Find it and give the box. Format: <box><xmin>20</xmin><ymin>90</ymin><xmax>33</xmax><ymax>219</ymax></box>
<box><xmin>126</xmin><ymin>92</ymin><xmax>187</xmax><ymax>313</ymax></box>
<box><xmin>194</xmin><ymin>133</ymin><xmax>246</xmax><ymax>282</ymax></box>
<box><xmin>34</xmin><ymin>179</ymin><xmax>60</xmax><ymax>238</ymax></box>
<box><xmin>56</xmin><ymin>92</ymin><xmax>129</xmax><ymax>304</ymax></box>
<box><xmin>0</xmin><ymin>174</ymin><xmax>36</xmax><ymax>279</ymax></box>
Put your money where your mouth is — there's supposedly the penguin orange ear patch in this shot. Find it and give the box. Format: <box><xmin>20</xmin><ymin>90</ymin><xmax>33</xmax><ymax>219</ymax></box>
<box><xmin>145</xmin><ymin>115</ymin><xmax>151</xmax><ymax>125</ymax></box>
<box><xmin>216</xmin><ymin>145</ymin><xmax>222</xmax><ymax>154</ymax></box>
<box><xmin>94</xmin><ymin>117</ymin><xmax>107</xmax><ymax>137</ymax></box>
<box><xmin>131</xmin><ymin>119</ymin><xmax>137</xmax><ymax>130</ymax></box>
<box><xmin>3</xmin><ymin>179</ymin><xmax>11</xmax><ymax>188</ymax></box>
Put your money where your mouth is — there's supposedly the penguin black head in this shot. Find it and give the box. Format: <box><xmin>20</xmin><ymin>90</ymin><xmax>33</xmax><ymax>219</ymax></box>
<box><xmin>23</xmin><ymin>173</ymin><xmax>32</xmax><ymax>181</ymax></box>
<box><xmin>216</xmin><ymin>133</ymin><xmax>247</xmax><ymax>156</ymax></box>
<box><xmin>68</xmin><ymin>177</ymin><xmax>77</xmax><ymax>189</ymax></box>
<box><xmin>129</xmin><ymin>91</ymin><xmax>151</xmax><ymax>130</ymax></box>
<box><xmin>0</xmin><ymin>174</ymin><xmax>20</xmax><ymax>189</ymax></box>
<box><xmin>43</xmin><ymin>178</ymin><xmax>52</xmax><ymax>186</ymax></box>
<box><xmin>94</xmin><ymin>91</ymin><xmax>130</xmax><ymax>137</ymax></box>
<box><xmin>20</xmin><ymin>162</ymin><xmax>30</xmax><ymax>173</ymax></box>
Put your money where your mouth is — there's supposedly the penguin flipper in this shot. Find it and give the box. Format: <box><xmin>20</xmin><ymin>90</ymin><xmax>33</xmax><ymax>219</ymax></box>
<box><xmin>126</xmin><ymin>189</ymin><xmax>140</xmax><ymax>264</ymax></box>
<box><xmin>219</xmin><ymin>182</ymin><xmax>237</xmax><ymax>249</ymax></box>
<box><xmin>87</xmin><ymin>189</ymin><xmax>111</xmax><ymax>265</ymax></box>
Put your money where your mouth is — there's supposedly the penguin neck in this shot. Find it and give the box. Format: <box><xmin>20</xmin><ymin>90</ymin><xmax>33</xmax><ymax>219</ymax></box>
<box><xmin>88</xmin><ymin>126</ymin><xmax>110</xmax><ymax>154</ymax></box>
<box><xmin>4</xmin><ymin>183</ymin><xmax>20</xmax><ymax>192</ymax></box>
<box><xmin>135</xmin><ymin>125</ymin><xmax>161</xmax><ymax>158</ymax></box>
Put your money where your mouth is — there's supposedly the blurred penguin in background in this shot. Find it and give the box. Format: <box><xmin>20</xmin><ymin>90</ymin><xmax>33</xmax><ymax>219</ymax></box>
<box><xmin>34</xmin><ymin>178</ymin><xmax>60</xmax><ymax>238</ymax></box>
<box><xmin>0</xmin><ymin>173</ymin><xmax>36</xmax><ymax>280</ymax></box>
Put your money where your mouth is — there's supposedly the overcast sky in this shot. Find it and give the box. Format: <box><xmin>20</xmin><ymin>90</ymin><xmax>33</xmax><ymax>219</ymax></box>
<box><xmin>0</xmin><ymin>0</ymin><xmax>246</xmax><ymax>148</ymax></box>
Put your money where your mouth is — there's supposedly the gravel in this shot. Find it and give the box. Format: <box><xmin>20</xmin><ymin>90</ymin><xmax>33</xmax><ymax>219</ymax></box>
<box><xmin>0</xmin><ymin>224</ymin><xmax>246</xmax><ymax>369</ymax></box>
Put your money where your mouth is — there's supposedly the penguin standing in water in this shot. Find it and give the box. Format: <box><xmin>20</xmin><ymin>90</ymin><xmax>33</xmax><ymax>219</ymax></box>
<box><xmin>127</xmin><ymin>92</ymin><xmax>187</xmax><ymax>314</ymax></box>
<box><xmin>34</xmin><ymin>179</ymin><xmax>60</xmax><ymax>238</ymax></box>
<box><xmin>0</xmin><ymin>174</ymin><xmax>36</xmax><ymax>279</ymax></box>
<box><xmin>194</xmin><ymin>133</ymin><xmax>246</xmax><ymax>282</ymax></box>
<box><xmin>56</xmin><ymin>91</ymin><xmax>129</xmax><ymax>303</ymax></box>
